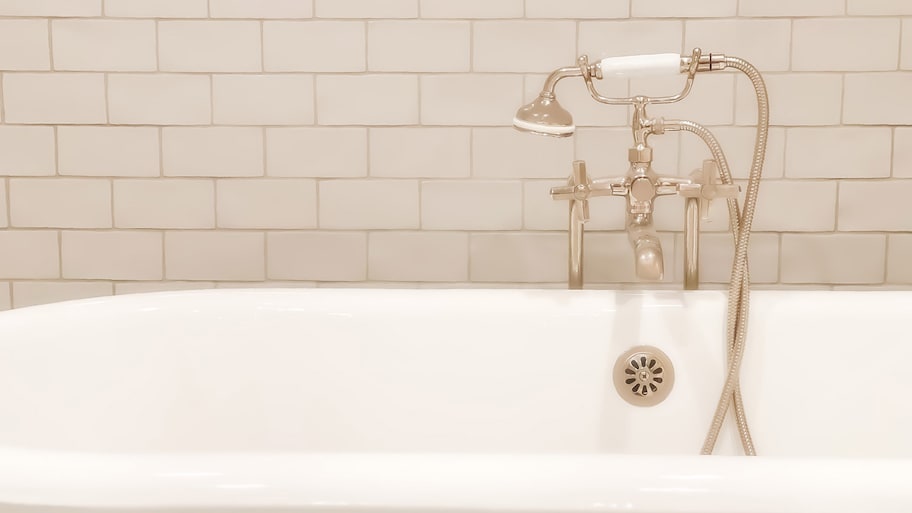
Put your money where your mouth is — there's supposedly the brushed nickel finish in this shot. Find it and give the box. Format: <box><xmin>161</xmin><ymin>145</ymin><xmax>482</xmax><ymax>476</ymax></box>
<box><xmin>613</xmin><ymin>346</ymin><xmax>675</xmax><ymax>407</ymax></box>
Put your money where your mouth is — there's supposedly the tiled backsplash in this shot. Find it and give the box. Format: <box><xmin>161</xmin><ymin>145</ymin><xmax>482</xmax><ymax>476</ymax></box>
<box><xmin>1</xmin><ymin>0</ymin><xmax>911</xmax><ymax>308</ymax></box>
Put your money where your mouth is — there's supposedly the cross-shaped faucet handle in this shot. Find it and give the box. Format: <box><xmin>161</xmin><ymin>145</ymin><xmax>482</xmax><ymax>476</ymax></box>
<box><xmin>550</xmin><ymin>160</ymin><xmax>592</xmax><ymax>223</ymax></box>
<box><xmin>677</xmin><ymin>159</ymin><xmax>741</xmax><ymax>220</ymax></box>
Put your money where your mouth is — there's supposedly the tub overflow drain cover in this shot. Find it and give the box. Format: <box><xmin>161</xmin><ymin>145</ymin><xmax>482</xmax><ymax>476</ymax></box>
<box><xmin>613</xmin><ymin>345</ymin><xmax>675</xmax><ymax>407</ymax></box>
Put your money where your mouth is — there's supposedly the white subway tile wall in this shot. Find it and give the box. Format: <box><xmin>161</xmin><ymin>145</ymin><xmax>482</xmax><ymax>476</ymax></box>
<box><xmin>0</xmin><ymin>0</ymin><xmax>909</xmax><ymax>307</ymax></box>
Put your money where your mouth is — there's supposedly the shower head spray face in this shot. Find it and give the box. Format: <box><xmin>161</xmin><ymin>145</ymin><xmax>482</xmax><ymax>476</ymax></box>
<box><xmin>512</xmin><ymin>93</ymin><xmax>575</xmax><ymax>137</ymax></box>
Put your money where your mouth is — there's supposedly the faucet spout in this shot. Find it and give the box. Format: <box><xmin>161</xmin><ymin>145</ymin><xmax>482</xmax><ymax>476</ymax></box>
<box><xmin>628</xmin><ymin>213</ymin><xmax>664</xmax><ymax>281</ymax></box>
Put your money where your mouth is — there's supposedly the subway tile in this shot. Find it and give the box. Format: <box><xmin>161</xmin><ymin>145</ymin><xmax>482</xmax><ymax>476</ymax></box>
<box><xmin>369</xmin><ymin>128</ymin><xmax>470</xmax><ymax>178</ymax></box>
<box><xmin>844</xmin><ymin>73</ymin><xmax>912</xmax><ymax>125</ymax></box>
<box><xmin>0</xmin><ymin>283</ymin><xmax>9</xmax><ymax>311</ymax></box>
<box><xmin>264</xmin><ymin>21</ymin><xmax>365</xmax><ymax>72</ymax></box>
<box><xmin>792</xmin><ymin>19</ymin><xmax>900</xmax><ymax>72</ymax></box>
<box><xmin>420</xmin><ymin>0</ymin><xmax>522</xmax><ymax>18</ymax></box>
<box><xmin>104</xmin><ymin>0</ymin><xmax>207</xmax><ymax>17</ymax></box>
<box><xmin>165</xmin><ymin>231</ymin><xmax>265</xmax><ymax>281</ymax></box>
<box><xmin>678</xmin><ymin>126</ymin><xmax>786</xmax><ymax>179</ymax></box>
<box><xmin>839</xmin><ymin>181</ymin><xmax>912</xmax><ymax>231</ymax></box>
<box><xmin>631</xmin><ymin>74</ymin><xmax>735</xmax><ymax>126</ymax></box>
<box><xmin>0</xmin><ymin>181</ymin><xmax>6</xmax><ymax>227</ymax></box>
<box><xmin>315</xmin><ymin>0</ymin><xmax>417</xmax><ymax>18</ymax></box>
<box><xmin>62</xmin><ymin>231</ymin><xmax>162</xmax><ymax>280</ymax></box>
<box><xmin>785</xmin><ymin>128</ymin><xmax>892</xmax><ymax>178</ymax></box>
<box><xmin>736</xmin><ymin>74</ymin><xmax>842</xmax><ymax>126</ymax></box>
<box><xmin>904</xmin><ymin>20</ymin><xmax>912</xmax><ymax>70</ymax></box>
<box><xmin>523</xmin><ymin>73</ymin><xmax>629</xmax><ymax>128</ymax></box>
<box><xmin>368</xmin><ymin>232</ymin><xmax>468</xmax><ymax>282</ymax></box>
<box><xmin>0</xmin><ymin>126</ymin><xmax>55</xmax><ymax>176</ymax></box>
<box><xmin>474</xmin><ymin>21</ymin><xmax>576</xmax><ymax>73</ymax></box>
<box><xmin>267</xmin><ymin>231</ymin><xmax>367</xmax><ymax>281</ymax></box>
<box><xmin>317</xmin><ymin>75</ymin><xmax>418</xmax><ymax>125</ymax></box>
<box><xmin>528</xmin><ymin>0</ymin><xmax>628</xmax><ymax>18</ymax></box>
<box><xmin>58</xmin><ymin>127</ymin><xmax>159</xmax><ymax>177</ymax></box>
<box><xmin>319</xmin><ymin>180</ymin><xmax>419</xmax><ymax>229</ymax></box>
<box><xmin>115</xmin><ymin>281</ymin><xmax>216</xmax><ymax>295</ymax></box>
<box><xmin>887</xmin><ymin>235</ymin><xmax>912</xmax><ymax>283</ymax></box>
<box><xmin>13</xmin><ymin>281</ymin><xmax>113</xmax><ymax>309</ymax></box>
<box><xmin>421</xmin><ymin>181</ymin><xmax>522</xmax><ymax>230</ymax></box>
<box><xmin>10</xmin><ymin>179</ymin><xmax>111</xmax><ymax>229</ymax></box>
<box><xmin>470</xmin><ymin>233</ymin><xmax>567</xmax><ymax>282</ymax></box>
<box><xmin>3</xmin><ymin>73</ymin><xmax>105</xmax><ymax>124</ymax></box>
<box><xmin>848</xmin><ymin>0</ymin><xmax>912</xmax><ymax>15</ymax></box>
<box><xmin>781</xmin><ymin>234</ymin><xmax>885</xmax><ymax>284</ymax></box>
<box><xmin>579</xmin><ymin>21</ymin><xmax>683</xmax><ymax>61</ymax></box>
<box><xmin>0</xmin><ymin>231</ymin><xmax>58</xmax><ymax>279</ymax></box>
<box><xmin>0</xmin><ymin>0</ymin><xmax>100</xmax><ymax>16</ymax></box>
<box><xmin>210</xmin><ymin>0</ymin><xmax>313</xmax><ymax>18</ymax></box>
<box><xmin>0</xmin><ymin>20</ymin><xmax>50</xmax><ymax>70</ymax></box>
<box><xmin>162</xmin><ymin>127</ymin><xmax>263</xmax><ymax>177</ymax></box>
<box><xmin>695</xmin><ymin>232</ymin><xmax>779</xmax><ymax>284</ymax></box>
<box><xmin>52</xmin><ymin>20</ymin><xmax>155</xmax><ymax>71</ymax></box>
<box><xmin>114</xmin><ymin>179</ymin><xmax>214</xmax><ymax>229</ymax></box>
<box><xmin>213</xmin><ymin>75</ymin><xmax>314</xmax><ymax>125</ymax></box>
<box><xmin>216</xmin><ymin>281</ymin><xmax>316</xmax><ymax>289</ymax></box>
<box><xmin>685</xmin><ymin>19</ymin><xmax>790</xmax><ymax>71</ymax></box>
<box><xmin>159</xmin><ymin>21</ymin><xmax>261</xmax><ymax>72</ymax></box>
<box><xmin>108</xmin><ymin>74</ymin><xmax>211</xmax><ymax>125</ymax></box>
<box><xmin>739</xmin><ymin>0</ymin><xmax>843</xmax><ymax>16</ymax></box>
<box><xmin>472</xmin><ymin>127</ymin><xmax>576</xmax><ymax>179</ymax></box>
<box><xmin>632</xmin><ymin>0</ymin><xmax>733</xmax><ymax>17</ymax></box>
<box><xmin>584</xmin><ymin>232</ymin><xmax>677</xmax><ymax>283</ymax></box>
<box><xmin>421</xmin><ymin>74</ymin><xmax>522</xmax><ymax>126</ymax></box>
<box><xmin>751</xmin><ymin>180</ymin><xmax>837</xmax><ymax>232</ymax></box>
<box><xmin>369</xmin><ymin>21</ymin><xmax>469</xmax><ymax>72</ymax></box>
<box><xmin>266</xmin><ymin>128</ymin><xmax>367</xmax><ymax>178</ymax></box>
<box><xmin>895</xmin><ymin>128</ymin><xmax>912</xmax><ymax>177</ymax></box>
<box><xmin>216</xmin><ymin>179</ymin><xmax>317</xmax><ymax>229</ymax></box>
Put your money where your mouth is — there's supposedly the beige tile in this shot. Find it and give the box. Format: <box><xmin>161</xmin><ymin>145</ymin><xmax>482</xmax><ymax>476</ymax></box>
<box><xmin>631</xmin><ymin>74</ymin><xmax>735</xmax><ymax>126</ymax></box>
<box><xmin>0</xmin><ymin>283</ymin><xmax>9</xmax><ymax>311</ymax></box>
<box><xmin>369</xmin><ymin>128</ymin><xmax>470</xmax><ymax>178</ymax></box>
<box><xmin>584</xmin><ymin>232</ymin><xmax>677</xmax><ymax>283</ymax></box>
<box><xmin>0</xmin><ymin>231</ymin><xmax>58</xmax><ymax>279</ymax></box>
<box><xmin>13</xmin><ymin>281</ymin><xmax>113</xmax><ymax>309</ymax></box>
<box><xmin>751</xmin><ymin>180</ymin><xmax>837</xmax><ymax>232</ymax></box>
<box><xmin>781</xmin><ymin>234</ymin><xmax>885</xmax><ymax>284</ymax></box>
<box><xmin>0</xmin><ymin>20</ymin><xmax>50</xmax><ymax>70</ymax></box>
<box><xmin>421</xmin><ymin>181</ymin><xmax>522</xmax><ymax>230</ymax></box>
<box><xmin>108</xmin><ymin>74</ymin><xmax>211</xmax><ymax>125</ymax></box>
<box><xmin>739</xmin><ymin>0</ymin><xmax>843</xmax><ymax>16</ymax></box>
<box><xmin>904</xmin><ymin>20</ymin><xmax>912</xmax><ymax>70</ymax></box>
<box><xmin>793</xmin><ymin>19</ymin><xmax>900</xmax><ymax>72</ymax></box>
<box><xmin>52</xmin><ymin>20</ymin><xmax>155</xmax><ymax>71</ymax></box>
<box><xmin>368</xmin><ymin>232</ymin><xmax>468</xmax><ymax>282</ymax></box>
<box><xmin>470</xmin><ymin>233</ymin><xmax>567</xmax><ymax>282</ymax></box>
<box><xmin>0</xmin><ymin>181</ymin><xmax>6</xmax><ymax>227</ymax></box>
<box><xmin>267</xmin><ymin>231</ymin><xmax>367</xmax><ymax>281</ymax></box>
<box><xmin>115</xmin><ymin>281</ymin><xmax>216</xmax><ymax>295</ymax></box>
<box><xmin>473</xmin><ymin>21</ymin><xmax>576</xmax><ymax>73</ymax></box>
<box><xmin>579</xmin><ymin>21</ymin><xmax>683</xmax><ymax>61</ymax></box>
<box><xmin>736</xmin><ymin>74</ymin><xmax>842</xmax><ymax>126</ymax></box>
<box><xmin>844</xmin><ymin>73</ymin><xmax>912</xmax><ymax>125</ymax></box>
<box><xmin>523</xmin><ymin>73</ymin><xmax>629</xmax><ymax>128</ymax></box>
<box><xmin>369</xmin><ymin>21</ymin><xmax>469</xmax><ymax>72</ymax></box>
<box><xmin>210</xmin><ymin>0</ymin><xmax>313</xmax><ymax>18</ymax></box>
<box><xmin>685</xmin><ymin>20</ymin><xmax>790</xmax><ymax>71</ymax></box>
<box><xmin>163</xmin><ymin>127</ymin><xmax>263</xmax><ymax>177</ymax></box>
<box><xmin>894</xmin><ymin>128</ymin><xmax>912</xmax><ymax>177</ymax></box>
<box><xmin>0</xmin><ymin>126</ymin><xmax>55</xmax><ymax>176</ymax></box>
<box><xmin>839</xmin><ymin>181</ymin><xmax>912</xmax><ymax>231</ymax></box>
<box><xmin>848</xmin><ymin>0</ymin><xmax>912</xmax><ymax>14</ymax></box>
<box><xmin>317</xmin><ymin>75</ymin><xmax>418</xmax><ymax>125</ymax></box>
<box><xmin>3</xmin><ymin>73</ymin><xmax>105</xmax><ymax>124</ymax></box>
<box><xmin>266</xmin><ymin>128</ymin><xmax>367</xmax><ymax>178</ymax></box>
<box><xmin>0</xmin><ymin>0</ymin><xmax>100</xmax><ymax>16</ymax></box>
<box><xmin>528</xmin><ymin>0</ymin><xmax>628</xmax><ymax>18</ymax></box>
<box><xmin>421</xmin><ymin>74</ymin><xmax>522</xmax><ymax>126</ymax></box>
<box><xmin>632</xmin><ymin>0</ymin><xmax>733</xmax><ymax>17</ymax></box>
<box><xmin>473</xmin><ymin>128</ymin><xmax>574</xmax><ymax>178</ymax></box>
<box><xmin>420</xmin><ymin>0</ymin><xmax>522</xmax><ymax>18</ymax></box>
<box><xmin>694</xmin><ymin>232</ymin><xmax>779</xmax><ymax>284</ymax></box>
<box><xmin>217</xmin><ymin>179</ymin><xmax>317</xmax><ymax>229</ymax></box>
<box><xmin>319</xmin><ymin>180</ymin><xmax>419</xmax><ymax>229</ymax></box>
<box><xmin>887</xmin><ymin>235</ymin><xmax>912</xmax><ymax>283</ymax></box>
<box><xmin>10</xmin><ymin>179</ymin><xmax>111</xmax><ymax>228</ymax></box>
<box><xmin>62</xmin><ymin>231</ymin><xmax>162</xmax><ymax>280</ymax></box>
<box><xmin>159</xmin><ymin>21</ymin><xmax>261</xmax><ymax>72</ymax></box>
<box><xmin>216</xmin><ymin>281</ymin><xmax>316</xmax><ymax>289</ymax></box>
<box><xmin>315</xmin><ymin>0</ymin><xmax>417</xmax><ymax>18</ymax></box>
<box><xmin>785</xmin><ymin>128</ymin><xmax>891</xmax><ymax>179</ymax></box>
<box><xmin>678</xmin><ymin>126</ymin><xmax>786</xmax><ymax>179</ymax></box>
<box><xmin>104</xmin><ymin>0</ymin><xmax>207</xmax><ymax>17</ymax></box>
<box><xmin>114</xmin><ymin>179</ymin><xmax>214</xmax><ymax>229</ymax></box>
<box><xmin>58</xmin><ymin>127</ymin><xmax>159</xmax><ymax>177</ymax></box>
<box><xmin>264</xmin><ymin>21</ymin><xmax>364</xmax><ymax>72</ymax></box>
<box><xmin>213</xmin><ymin>75</ymin><xmax>314</xmax><ymax>125</ymax></box>
<box><xmin>166</xmin><ymin>231</ymin><xmax>265</xmax><ymax>281</ymax></box>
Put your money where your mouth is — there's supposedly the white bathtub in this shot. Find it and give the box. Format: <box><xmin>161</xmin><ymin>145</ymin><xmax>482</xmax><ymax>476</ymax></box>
<box><xmin>0</xmin><ymin>289</ymin><xmax>909</xmax><ymax>513</ymax></box>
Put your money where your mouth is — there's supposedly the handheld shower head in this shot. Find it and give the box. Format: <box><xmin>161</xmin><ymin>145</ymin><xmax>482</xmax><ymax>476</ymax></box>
<box><xmin>513</xmin><ymin>93</ymin><xmax>575</xmax><ymax>138</ymax></box>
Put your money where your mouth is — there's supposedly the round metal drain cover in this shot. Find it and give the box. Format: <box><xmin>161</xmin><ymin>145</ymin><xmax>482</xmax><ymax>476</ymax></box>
<box><xmin>613</xmin><ymin>345</ymin><xmax>675</xmax><ymax>407</ymax></box>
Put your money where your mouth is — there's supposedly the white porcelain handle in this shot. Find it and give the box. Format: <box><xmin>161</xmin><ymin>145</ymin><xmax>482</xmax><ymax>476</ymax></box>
<box><xmin>598</xmin><ymin>53</ymin><xmax>683</xmax><ymax>78</ymax></box>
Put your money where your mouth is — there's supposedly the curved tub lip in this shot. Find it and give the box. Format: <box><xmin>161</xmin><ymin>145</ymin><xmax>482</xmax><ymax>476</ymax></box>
<box><xmin>1</xmin><ymin>448</ymin><xmax>911</xmax><ymax>512</ymax></box>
